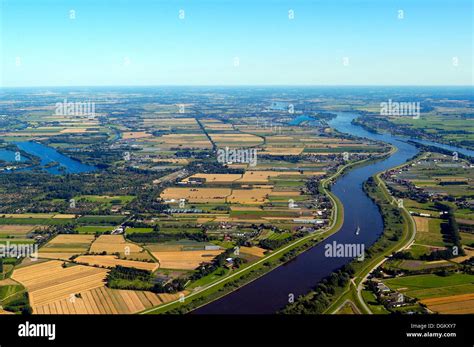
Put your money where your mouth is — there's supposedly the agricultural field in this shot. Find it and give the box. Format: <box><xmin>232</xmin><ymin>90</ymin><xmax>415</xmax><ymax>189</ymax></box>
<box><xmin>0</xmin><ymin>88</ymin><xmax>391</xmax><ymax>315</ymax></box>
<box><xmin>39</xmin><ymin>234</ymin><xmax>96</xmax><ymax>260</ymax></box>
<box><xmin>11</xmin><ymin>260</ymin><xmax>109</xmax><ymax>308</ymax></box>
<box><xmin>383</xmin><ymin>273</ymin><xmax>474</xmax><ymax>302</ymax></box>
<box><xmin>151</xmin><ymin>250</ymin><xmax>224</xmax><ymax>270</ymax></box>
<box><xmin>34</xmin><ymin>287</ymin><xmax>189</xmax><ymax>314</ymax></box>
<box><xmin>74</xmin><ymin>255</ymin><xmax>159</xmax><ymax>272</ymax></box>
<box><xmin>89</xmin><ymin>235</ymin><xmax>152</xmax><ymax>261</ymax></box>
<box><xmin>160</xmin><ymin>187</ymin><xmax>231</xmax><ymax>203</ymax></box>
<box><xmin>420</xmin><ymin>293</ymin><xmax>474</xmax><ymax>314</ymax></box>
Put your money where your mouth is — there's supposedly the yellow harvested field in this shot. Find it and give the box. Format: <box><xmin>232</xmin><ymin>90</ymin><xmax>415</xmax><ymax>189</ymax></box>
<box><xmin>47</xmin><ymin>234</ymin><xmax>95</xmax><ymax>245</ymax></box>
<box><xmin>183</xmin><ymin>173</ymin><xmax>242</xmax><ymax>183</ymax></box>
<box><xmin>240</xmin><ymin>246</ymin><xmax>266</xmax><ymax>257</ymax></box>
<box><xmin>89</xmin><ymin>235</ymin><xmax>142</xmax><ymax>254</ymax></box>
<box><xmin>161</xmin><ymin>187</ymin><xmax>231</xmax><ymax>203</ymax></box>
<box><xmin>152</xmin><ymin>250</ymin><xmax>224</xmax><ymax>270</ymax></box>
<box><xmin>269</xmin><ymin>191</ymin><xmax>301</xmax><ymax>196</ymax></box>
<box><xmin>451</xmin><ymin>248</ymin><xmax>474</xmax><ymax>263</ymax></box>
<box><xmin>33</xmin><ymin>286</ymin><xmax>189</xmax><ymax>314</ymax></box>
<box><xmin>40</xmin><ymin>234</ymin><xmax>95</xmax><ymax>254</ymax></box>
<box><xmin>122</xmin><ymin>131</ymin><xmax>152</xmax><ymax>139</ymax></box>
<box><xmin>0</xmin><ymin>213</ymin><xmax>55</xmax><ymax>219</ymax></box>
<box><xmin>230</xmin><ymin>206</ymin><xmax>262</xmax><ymax>211</ymax></box>
<box><xmin>209</xmin><ymin>133</ymin><xmax>264</xmax><ymax>146</ymax></box>
<box><xmin>197</xmin><ymin>217</ymin><xmax>215</xmax><ymax>223</ymax></box>
<box><xmin>0</xmin><ymin>225</ymin><xmax>37</xmax><ymax>234</ymax></box>
<box><xmin>227</xmin><ymin>188</ymin><xmax>272</xmax><ymax>204</ymax></box>
<box><xmin>75</xmin><ymin>255</ymin><xmax>159</xmax><ymax>272</ymax></box>
<box><xmin>0</xmin><ymin>308</ymin><xmax>14</xmax><ymax>315</ymax></box>
<box><xmin>59</xmin><ymin>128</ymin><xmax>91</xmax><ymax>134</ymax></box>
<box><xmin>11</xmin><ymin>260</ymin><xmax>108</xmax><ymax>307</ymax></box>
<box><xmin>52</xmin><ymin>214</ymin><xmax>77</xmax><ymax>219</ymax></box>
<box><xmin>421</xmin><ymin>293</ymin><xmax>474</xmax><ymax>314</ymax></box>
<box><xmin>413</xmin><ymin>217</ymin><xmax>429</xmax><ymax>232</ymax></box>
<box><xmin>152</xmin><ymin>158</ymin><xmax>189</xmax><ymax>164</ymax></box>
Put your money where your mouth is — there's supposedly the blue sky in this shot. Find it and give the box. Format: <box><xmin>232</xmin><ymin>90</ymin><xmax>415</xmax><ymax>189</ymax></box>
<box><xmin>1</xmin><ymin>0</ymin><xmax>472</xmax><ymax>86</ymax></box>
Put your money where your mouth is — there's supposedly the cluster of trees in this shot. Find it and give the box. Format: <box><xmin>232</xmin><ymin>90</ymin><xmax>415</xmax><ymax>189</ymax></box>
<box><xmin>3</xmin><ymin>292</ymin><xmax>32</xmax><ymax>315</ymax></box>
<box><xmin>123</xmin><ymin>219</ymin><xmax>157</xmax><ymax>229</ymax></box>
<box><xmin>281</xmin><ymin>264</ymin><xmax>355</xmax><ymax>314</ymax></box>
<box><xmin>306</xmin><ymin>177</ymin><xmax>323</xmax><ymax>196</ymax></box>
<box><xmin>186</xmin><ymin>160</ymin><xmax>244</xmax><ymax>175</ymax></box>
<box><xmin>259</xmin><ymin>231</ymin><xmax>306</xmax><ymax>250</ymax></box>
<box><xmin>189</xmin><ymin>248</ymin><xmax>246</xmax><ymax>282</ymax></box>
<box><xmin>106</xmin><ymin>266</ymin><xmax>186</xmax><ymax>293</ymax></box>
<box><xmin>0</xmin><ymin>164</ymin><xmax>166</xmax><ymax>214</ymax></box>
<box><xmin>127</xmin><ymin>231</ymin><xmax>207</xmax><ymax>243</ymax></box>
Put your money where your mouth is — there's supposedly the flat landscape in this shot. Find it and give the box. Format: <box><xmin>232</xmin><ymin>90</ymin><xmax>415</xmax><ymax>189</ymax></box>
<box><xmin>0</xmin><ymin>87</ymin><xmax>471</xmax><ymax>318</ymax></box>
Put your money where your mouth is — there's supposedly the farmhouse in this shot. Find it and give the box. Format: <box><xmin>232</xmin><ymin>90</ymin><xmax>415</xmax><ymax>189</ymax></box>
<box><xmin>293</xmin><ymin>218</ymin><xmax>324</xmax><ymax>224</ymax></box>
<box><xmin>375</xmin><ymin>282</ymin><xmax>391</xmax><ymax>293</ymax></box>
<box><xmin>188</xmin><ymin>177</ymin><xmax>206</xmax><ymax>185</ymax></box>
<box><xmin>386</xmin><ymin>292</ymin><xmax>405</xmax><ymax>308</ymax></box>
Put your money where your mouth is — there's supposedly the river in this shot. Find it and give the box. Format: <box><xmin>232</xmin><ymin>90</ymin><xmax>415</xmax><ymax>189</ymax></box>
<box><xmin>194</xmin><ymin>111</ymin><xmax>420</xmax><ymax>314</ymax></box>
<box><xmin>0</xmin><ymin>142</ymin><xmax>97</xmax><ymax>174</ymax></box>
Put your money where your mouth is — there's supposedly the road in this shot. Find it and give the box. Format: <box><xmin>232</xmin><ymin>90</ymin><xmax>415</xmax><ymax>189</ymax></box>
<box><xmin>353</xmin><ymin>165</ymin><xmax>418</xmax><ymax>314</ymax></box>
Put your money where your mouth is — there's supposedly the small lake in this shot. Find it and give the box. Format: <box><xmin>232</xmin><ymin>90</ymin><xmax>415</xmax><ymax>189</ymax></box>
<box><xmin>1</xmin><ymin>142</ymin><xmax>97</xmax><ymax>174</ymax></box>
<box><xmin>288</xmin><ymin>115</ymin><xmax>315</xmax><ymax>126</ymax></box>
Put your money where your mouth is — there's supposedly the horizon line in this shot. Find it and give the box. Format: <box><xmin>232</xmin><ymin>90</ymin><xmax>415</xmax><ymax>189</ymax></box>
<box><xmin>1</xmin><ymin>84</ymin><xmax>473</xmax><ymax>89</ymax></box>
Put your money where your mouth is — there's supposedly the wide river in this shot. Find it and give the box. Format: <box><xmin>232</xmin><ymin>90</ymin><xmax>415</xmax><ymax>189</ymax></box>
<box><xmin>194</xmin><ymin>111</ymin><xmax>420</xmax><ymax>314</ymax></box>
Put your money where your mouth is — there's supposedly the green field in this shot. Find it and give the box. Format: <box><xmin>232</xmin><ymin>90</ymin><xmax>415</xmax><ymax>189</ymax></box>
<box><xmin>383</xmin><ymin>273</ymin><xmax>474</xmax><ymax>299</ymax></box>
<box><xmin>0</xmin><ymin>284</ymin><xmax>24</xmax><ymax>302</ymax></box>
<box><xmin>75</xmin><ymin>226</ymin><xmax>114</xmax><ymax>234</ymax></box>
<box><xmin>126</xmin><ymin>227</ymin><xmax>154</xmax><ymax>234</ymax></box>
<box><xmin>76</xmin><ymin>215</ymin><xmax>125</xmax><ymax>225</ymax></box>
<box><xmin>361</xmin><ymin>290</ymin><xmax>390</xmax><ymax>314</ymax></box>
<box><xmin>414</xmin><ymin>217</ymin><xmax>446</xmax><ymax>247</ymax></box>
<box><xmin>0</xmin><ymin>218</ymin><xmax>70</xmax><ymax>225</ymax></box>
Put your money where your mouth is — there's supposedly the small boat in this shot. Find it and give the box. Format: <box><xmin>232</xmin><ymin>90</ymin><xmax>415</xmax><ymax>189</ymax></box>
<box><xmin>355</xmin><ymin>226</ymin><xmax>360</xmax><ymax>235</ymax></box>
